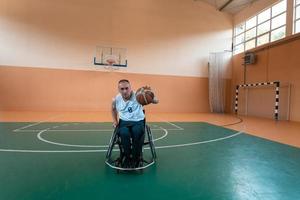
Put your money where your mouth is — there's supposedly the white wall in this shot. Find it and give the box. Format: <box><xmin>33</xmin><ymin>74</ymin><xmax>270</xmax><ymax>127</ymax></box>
<box><xmin>0</xmin><ymin>0</ymin><xmax>233</xmax><ymax>77</ymax></box>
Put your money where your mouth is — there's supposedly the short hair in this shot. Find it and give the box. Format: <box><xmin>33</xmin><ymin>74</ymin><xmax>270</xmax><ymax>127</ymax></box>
<box><xmin>118</xmin><ymin>79</ymin><xmax>130</xmax><ymax>84</ymax></box>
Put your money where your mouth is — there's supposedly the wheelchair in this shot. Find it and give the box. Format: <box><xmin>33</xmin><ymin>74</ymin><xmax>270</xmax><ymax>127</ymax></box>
<box><xmin>105</xmin><ymin>119</ymin><xmax>157</xmax><ymax>172</ymax></box>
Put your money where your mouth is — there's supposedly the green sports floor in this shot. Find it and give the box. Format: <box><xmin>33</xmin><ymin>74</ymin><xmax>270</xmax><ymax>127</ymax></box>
<box><xmin>0</xmin><ymin>121</ymin><xmax>300</xmax><ymax>200</ymax></box>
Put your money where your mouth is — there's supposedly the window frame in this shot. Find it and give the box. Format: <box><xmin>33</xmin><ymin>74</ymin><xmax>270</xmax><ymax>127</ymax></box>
<box><xmin>233</xmin><ymin>0</ymin><xmax>287</xmax><ymax>54</ymax></box>
<box><xmin>294</xmin><ymin>0</ymin><xmax>300</xmax><ymax>33</ymax></box>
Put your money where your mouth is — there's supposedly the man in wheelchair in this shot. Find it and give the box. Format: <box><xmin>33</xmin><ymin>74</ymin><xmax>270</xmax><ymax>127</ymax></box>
<box><xmin>111</xmin><ymin>79</ymin><xmax>158</xmax><ymax>168</ymax></box>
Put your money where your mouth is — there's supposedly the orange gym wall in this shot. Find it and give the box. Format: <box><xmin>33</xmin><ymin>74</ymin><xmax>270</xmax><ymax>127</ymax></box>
<box><xmin>0</xmin><ymin>66</ymin><xmax>211</xmax><ymax>113</ymax></box>
<box><xmin>0</xmin><ymin>0</ymin><xmax>233</xmax><ymax>113</ymax></box>
<box><xmin>231</xmin><ymin>35</ymin><xmax>300</xmax><ymax>122</ymax></box>
<box><xmin>231</xmin><ymin>0</ymin><xmax>300</xmax><ymax>122</ymax></box>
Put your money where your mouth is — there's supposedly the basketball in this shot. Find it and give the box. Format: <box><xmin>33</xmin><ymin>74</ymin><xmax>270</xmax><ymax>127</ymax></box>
<box><xmin>136</xmin><ymin>87</ymin><xmax>154</xmax><ymax>106</ymax></box>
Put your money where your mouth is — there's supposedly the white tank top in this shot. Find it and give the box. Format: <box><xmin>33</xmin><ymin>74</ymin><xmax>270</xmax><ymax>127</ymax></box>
<box><xmin>115</xmin><ymin>92</ymin><xmax>145</xmax><ymax>121</ymax></box>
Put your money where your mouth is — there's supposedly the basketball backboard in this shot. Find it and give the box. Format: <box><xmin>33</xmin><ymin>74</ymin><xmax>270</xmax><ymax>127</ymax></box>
<box><xmin>93</xmin><ymin>46</ymin><xmax>127</xmax><ymax>67</ymax></box>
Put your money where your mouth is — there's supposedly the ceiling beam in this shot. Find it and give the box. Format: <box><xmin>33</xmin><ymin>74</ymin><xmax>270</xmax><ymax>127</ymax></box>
<box><xmin>219</xmin><ymin>0</ymin><xmax>234</xmax><ymax>11</ymax></box>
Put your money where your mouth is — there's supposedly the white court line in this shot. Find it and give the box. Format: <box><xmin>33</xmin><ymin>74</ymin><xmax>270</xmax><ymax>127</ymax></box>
<box><xmin>13</xmin><ymin>115</ymin><xmax>184</xmax><ymax>133</ymax></box>
<box><xmin>155</xmin><ymin>131</ymin><xmax>242</xmax><ymax>149</ymax></box>
<box><xmin>37</xmin><ymin>127</ymin><xmax>168</xmax><ymax>148</ymax></box>
<box><xmin>14</xmin><ymin>129</ymin><xmax>115</xmax><ymax>132</ymax></box>
<box><xmin>0</xmin><ymin>116</ymin><xmax>244</xmax><ymax>153</ymax></box>
<box><xmin>13</xmin><ymin>114</ymin><xmax>64</xmax><ymax>132</ymax></box>
<box><xmin>0</xmin><ymin>149</ymin><xmax>106</xmax><ymax>153</ymax></box>
<box><xmin>163</xmin><ymin>121</ymin><xmax>184</xmax><ymax>130</ymax></box>
<box><xmin>0</xmin><ymin>130</ymin><xmax>243</xmax><ymax>153</ymax></box>
<box><xmin>13</xmin><ymin>115</ymin><xmax>239</xmax><ymax>133</ymax></box>
<box><xmin>153</xmin><ymin>117</ymin><xmax>184</xmax><ymax>130</ymax></box>
<box><xmin>13</xmin><ymin>128</ymin><xmax>180</xmax><ymax>132</ymax></box>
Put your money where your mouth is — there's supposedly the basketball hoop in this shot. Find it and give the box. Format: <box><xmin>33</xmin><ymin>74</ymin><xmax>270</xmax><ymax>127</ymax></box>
<box><xmin>106</xmin><ymin>58</ymin><xmax>116</xmax><ymax>66</ymax></box>
<box><xmin>103</xmin><ymin>55</ymin><xmax>119</xmax><ymax>71</ymax></box>
<box><xmin>104</xmin><ymin>55</ymin><xmax>118</xmax><ymax>66</ymax></box>
<box><xmin>93</xmin><ymin>46</ymin><xmax>128</xmax><ymax>70</ymax></box>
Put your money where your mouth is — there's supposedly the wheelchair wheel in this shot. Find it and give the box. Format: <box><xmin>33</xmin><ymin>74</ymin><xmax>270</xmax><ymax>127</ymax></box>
<box><xmin>146</xmin><ymin>125</ymin><xmax>157</xmax><ymax>160</ymax></box>
<box><xmin>105</xmin><ymin>123</ymin><xmax>157</xmax><ymax>172</ymax></box>
<box><xmin>105</xmin><ymin>126</ymin><xmax>119</xmax><ymax>160</ymax></box>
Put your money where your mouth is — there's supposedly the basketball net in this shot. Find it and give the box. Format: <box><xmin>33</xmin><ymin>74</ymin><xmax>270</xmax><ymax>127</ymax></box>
<box><xmin>104</xmin><ymin>55</ymin><xmax>119</xmax><ymax>71</ymax></box>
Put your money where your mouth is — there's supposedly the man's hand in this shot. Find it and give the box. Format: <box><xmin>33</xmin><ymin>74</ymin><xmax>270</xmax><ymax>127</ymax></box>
<box><xmin>143</xmin><ymin>86</ymin><xmax>151</xmax><ymax>90</ymax></box>
<box><xmin>112</xmin><ymin>121</ymin><xmax>118</xmax><ymax>128</ymax></box>
<box><xmin>152</xmin><ymin>96</ymin><xmax>159</xmax><ymax>104</ymax></box>
<box><xmin>142</xmin><ymin>86</ymin><xmax>159</xmax><ymax>104</ymax></box>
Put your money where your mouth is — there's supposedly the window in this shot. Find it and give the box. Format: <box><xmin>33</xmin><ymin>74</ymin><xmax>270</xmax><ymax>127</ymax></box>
<box><xmin>257</xmin><ymin>21</ymin><xmax>270</xmax><ymax>35</ymax></box>
<box><xmin>296</xmin><ymin>19</ymin><xmax>300</xmax><ymax>33</ymax></box>
<box><xmin>272</xmin><ymin>0</ymin><xmax>287</xmax><ymax>16</ymax></box>
<box><xmin>271</xmin><ymin>13</ymin><xmax>286</xmax><ymax>29</ymax></box>
<box><xmin>245</xmin><ymin>27</ymin><xmax>256</xmax><ymax>40</ymax></box>
<box><xmin>233</xmin><ymin>0</ymin><xmax>287</xmax><ymax>54</ymax></box>
<box><xmin>246</xmin><ymin>16</ymin><xmax>257</xmax><ymax>30</ymax></box>
<box><xmin>245</xmin><ymin>39</ymin><xmax>256</xmax><ymax>50</ymax></box>
<box><xmin>257</xmin><ymin>33</ymin><xmax>270</xmax><ymax>46</ymax></box>
<box><xmin>258</xmin><ymin>8</ymin><xmax>271</xmax><ymax>24</ymax></box>
<box><xmin>294</xmin><ymin>0</ymin><xmax>300</xmax><ymax>33</ymax></box>
<box><xmin>235</xmin><ymin>44</ymin><xmax>244</xmax><ymax>54</ymax></box>
<box><xmin>271</xmin><ymin>26</ymin><xmax>286</xmax><ymax>41</ymax></box>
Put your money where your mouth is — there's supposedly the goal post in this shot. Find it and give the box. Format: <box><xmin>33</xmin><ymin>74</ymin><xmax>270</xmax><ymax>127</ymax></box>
<box><xmin>234</xmin><ymin>81</ymin><xmax>280</xmax><ymax>120</ymax></box>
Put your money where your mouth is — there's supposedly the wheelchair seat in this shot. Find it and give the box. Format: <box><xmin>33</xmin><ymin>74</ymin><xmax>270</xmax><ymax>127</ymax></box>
<box><xmin>105</xmin><ymin>119</ymin><xmax>157</xmax><ymax>172</ymax></box>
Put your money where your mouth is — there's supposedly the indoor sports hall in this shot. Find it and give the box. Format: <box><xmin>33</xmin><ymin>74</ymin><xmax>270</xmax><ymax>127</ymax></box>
<box><xmin>0</xmin><ymin>0</ymin><xmax>300</xmax><ymax>199</ymax></box>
